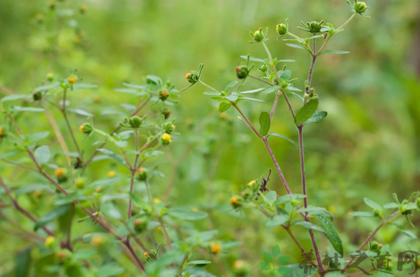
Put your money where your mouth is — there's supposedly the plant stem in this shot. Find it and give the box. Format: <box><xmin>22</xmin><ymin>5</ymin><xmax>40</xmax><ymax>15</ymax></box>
<box><xmin>261</xmin><ymin>137</ymin><xmax>292</xmax><ymax>194</ymax></box>
<box><xmin>232</xmin><ymin>104</ymin><xmax>260</xmax><ymax>138</ymax></box>
<box><xmin>270</xmin><ymin>93</ymin><xmax>280</xmax><ymax>121</ymax></box>
<box><xmin>262</xmin><ymin>41</ymin><xmax>295</xmax><ymax>119</ymax></box>
<box><xmin>61</xmin><ymin>89</ymin><xmax>82</xmax><ymax>157</ymax></box>
<box><xmin>340</xmin><ymin>211</ymin><xmax>400</xmax><ymax>274</ymax></box>
<box><xmin>248</xmin><ymin>75</ymin><xmax>274</xmax><ymax>86</ymax></box>
<box><xmin>284</xmin><ymin>227</ymin><xmax>318</xmax><ymax>268</ymax></box>
<box><xmin>128</xmin><ymin>129</ymin><xmax>140</xmax><ymax>221</ymax></box>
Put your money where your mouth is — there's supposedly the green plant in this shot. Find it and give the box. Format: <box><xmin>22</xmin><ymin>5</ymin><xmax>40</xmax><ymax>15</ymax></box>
<box><xmin>0</xmin><ymin>2</ymin><xmax>236</xmax><ymax>276</ymax></box>
<box><xmin>185</xmin><ymin>1</ymin><xmax>420</xmax><ymax>276</ymax></box>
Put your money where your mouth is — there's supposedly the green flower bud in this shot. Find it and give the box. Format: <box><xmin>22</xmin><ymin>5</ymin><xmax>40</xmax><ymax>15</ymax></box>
<box><xmin>129</xmin><ymin>116</ymin><xmax>143</xmax><ymax>128</ymax></box>
<box><xmin>291</xmin><ymin>199</ymin><xmax>300</xmax><ymax>207</ymax></box>
<box><xmin>161</xmin><ymin>133</ymin><xmax>172</xmax><ymax>145</ymax></box>
<box><xmin>46</xmin><ymin>72</ymin><xmax>54</xmax><ymax>82</ymax></box>
<box><xmin>80</xmin><ymin>5</ymin><xmax>88</xmax><ymax>14</ymax></box>
<box><xmin>230</xmin><ymin>196</ymin><xmax>241</xmax><ymax>208</ymax></box>
<box><xmin>162</xmin><ymin>108</ymin><xmax>171</xmax><ymax>119</ymax></box>
<box><xmin>75</xmin><ymin>177</ymin><xmax>85</xmax><ymax>188</ymax></box>
<box><xmin>258</xmin><ymin>64</ymin><xmax>268</xmax><ymax>72</ymax></box>
<box><xmin>163</xmin><ymin>122</ymin><xmax>175</xmax><ymax>134</ymax></box>
<box><xmin>185</xmin><ymin>72</ymin><xmax>199</xmax><ymax>84</ymax></box>
<box><xmin>298</xmin><ymin>20</ymin><xmax>325</xmax><ymax>34</ymax></box>
<box><xmin>49</xmin><ymin>1</ymin><xmax>56</xmax><ymax>10</ymax></box>
<box><xmin>250</xmin><ymin>28</ymin><xmax>265</xmax><ymax>42</ymax></box>
<box><xmin>79</xmin><ymin>123</ymin><xmax>93</xmax><ymax>134</ymax></box>
<box><xmin>136</xmin><ymin>167</ymin><xmax>148</xmax><ymax>181</ymax></box>
<box><xmin>235</xmin><ymin>66</ymin><xmax>249</xmax><ymax>79</ymax></box>
<box><xmin>354</xmin><ymin>2</ymin><xmax>368</xmax><ymax>14</ymax></box>
<box><xmin>33</xmin><ymin>91</ymin><xmax>42</xmax><ymax>101</ymax></box>
<box><xmin>134</xmin><ymin>218</ymin><xmax>148</xmax><ymax>233</ymax></box>
<box><xmin>56</xmin><ymin>249</ymin><xmax>72</xmax><ymax>262</ymax></box>
<box><xmin>276</xmin><ymin>22</ymin><xmax>288</xmax><ymax>36</ymax></box>
<box><xmin>370</xmin><ymin>241</ymin><xmax>382</xmax><ymax>251</ymax></box>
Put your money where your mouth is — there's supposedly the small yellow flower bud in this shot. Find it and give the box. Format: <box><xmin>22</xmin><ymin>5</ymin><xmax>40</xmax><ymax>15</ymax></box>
<box><xmin>154</xmin><ymin>198</ymin><xmax>161</xmax><ymax>204</ymax></box>
<box><xmin>191</xmin><ymin>208</ymin><xmax>198</xmax><ymax>212</ymax></box>
<box><xmin>54</xmin><ymin>168</ymin><xmax>65</xmax><ymax>177</ymax></box>
<box><xmin>44</xmin><ymin>236</ymin><xmax>56</xmax><ymax>247</ymax></box>
<box><xmin>68</xmin><ymin>76</ymin><xmax>77</xmax><ymax>84</ymax></box>
<box><xmin>80</xmin><ymin>5</ymin><xmax>88</xmax><ymax>13</ymax></box>
<box><xmin>209</xmin><ymin>242</ymin><xmax>221</xmax><ymax>255</ymax></box>
<box><xmin>185</xmin><ymin>73</ymin><xmax>191</xmax><ymax>80</ymax></box>
<box><xmin>95</xmin><ymin>187</ymin><xmax>102</xmax><ymax>193</ymax></box>
<box><xmin>35</xmin><ymin>13</ymin><xmax>44</xmax><ymax>21</ymax></box>
<box><xmin>248</xmin><ymin>180</ymin><xmax>256</xmax><ymax>187</ymax></box>
<box><xmin>93</xmin><ymin>95</ymin><xmax>101</xmax><ymax>102</ymax></box>
<box><xmin>230</xmin><ymin>196</ymin><xmax>239</xmax><ymax>205</ymax></box>
<box><xmin>157</xmin><ymin>226</ymin><xmax>162</xmax><ymax>232</ymax></box>
<box><xmin>0</xmin><ymin>128</ymin><xmax>5</xmax><ymax>138</ymax></box>
<box><xmin>220</xmin><ymin>112</ymin><xmax>228</xmax><ymax>120</ymax></box>
<box><xmin>91</xmin><ymin>234</ymin><xmax>103</xmax><ymax>246</ymax></box>
<box><xmin>34</xmin><ymin>190</ymin><xmax>41</xmax><ymax>197</ymax></box>
<box><xmin>161</xmin><ymin>133</ymin><xmax>172</xmax><ymax>145</ymax></box>
<box><xmin>107</xmin><ymin>171</ymin><xmax>116</xmax><ymax>178</ymax></box>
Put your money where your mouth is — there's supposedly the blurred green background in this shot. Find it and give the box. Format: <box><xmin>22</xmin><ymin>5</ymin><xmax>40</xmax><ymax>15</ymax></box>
<box><xmin>1</xmin><ymin>0</ymin><xmax>419</xmax><ymax>276</ymax></box>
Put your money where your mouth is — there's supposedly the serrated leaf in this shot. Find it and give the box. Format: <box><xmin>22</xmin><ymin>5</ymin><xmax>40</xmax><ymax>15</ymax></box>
<box><xmin>295</xmin><ymin>99</ymin><xmax>318</xmax><ymax>126</ymax></box>
<box><xmin>316</xmin><ymin>214</ymin><xmax>343</xmax><ymax>256</ymax></box>
<box><xmin>259</xmin><ymin>112</ymin><xmax>270</xmax><ymax>136</ymax></box>
<box><xmin>292</xmin><ymin>221</ymin><xmax>325</xmax><ymax>233</ymax></box>
<box><xmin>304</xmin><ymin>111</ymin><xmax>327</xmax><ymax>124</ymax></box>
<box><xmin>34</xmin><ymin>146</ymin><xmax>50</xmax><ymax>165</ymax></box>
<box><xmin>218</xmin><ymin>102</ymin><xmax>231</xmax><ymax>113</ymax></box>
<box><xmin>275</xmin><ymin>194</ymin><xmax>306</xmax><ymax>206</ymax></box>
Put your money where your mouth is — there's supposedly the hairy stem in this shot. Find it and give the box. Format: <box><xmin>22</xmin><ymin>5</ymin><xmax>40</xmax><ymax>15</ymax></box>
<box><xmin>61</xmin><ymin>89</ymin><xmax>82</xmax><ymax>157</ymax></box>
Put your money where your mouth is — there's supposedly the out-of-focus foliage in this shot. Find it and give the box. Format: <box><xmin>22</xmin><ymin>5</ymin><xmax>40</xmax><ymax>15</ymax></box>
<box><xmin>0</xmin><ymin>0</ymin><xmax>419</xmax><ymax>276</ymax></box>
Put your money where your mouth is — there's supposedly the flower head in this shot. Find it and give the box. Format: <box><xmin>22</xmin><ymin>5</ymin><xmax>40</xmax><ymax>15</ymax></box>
<box><xmin>161</xmin><ymin>133</ymin><xmax>172</xmax><ymax>145</ymax></box>
<box><xmin>68</xmin><ymin>76</ymin><xmax>77</xmax><ymax>84</ymax></box>
<box><xmin>55</xmin><ymin>168</ymin><xmax>65</xmax><ymax>177</ymax></box>
<box><xmin>209</xmin><ymin>242</ymin><xmax>221</xmax><ymax>255</ymax></box>
<box><xmin>107</xmin><ymin>171</ymin><xmax>116</xmax><ymax>178</ymax></box>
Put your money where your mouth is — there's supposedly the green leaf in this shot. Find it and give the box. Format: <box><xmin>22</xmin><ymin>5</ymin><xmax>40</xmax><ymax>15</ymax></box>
<box><xmin>275</xmin><ymin>194</ymin><xmax>306</xmax><ymax>206</ymax></box>
<box><xmin>67</xmin><ymin>108</ymin><xmax>94</xmax><ymax>117</ymax></box>
<box><xmin>263</xmin><ymin>252</ymin><xmax>272</xmax><ymax>263</ymax></box>
<box><xmin>298</xmin><ymin>206</ymin><xmax>333</xmax><ymax>219</ymax></box>
<box><xmin>266</xmin><ymin>215</ymin><xmax>289</xmax><ymax>228</ymax></box>
<box><xmin>96</xmin><ymin>148</ymin><xmax>129</xmax><ymax>168</ymax></box>
<box><xmin>260</xmin><ymin>261</ymin><xmax>272</xmax><ymax>271</ymax></box>
<box><xmin>304</xmin><ymin>111</ymin><xmax>327</xmax><ymax>124</ymax></box>
<box><xmin>267</xmin><ymin>133</ymin><xmax>307</xmax><ymax>154</ymax></box>
<box><xmin>321</xmin><ymin>50</ymin><xmax>349</xmax><ymax>55</ymax></box>
<box><xmin>187</xmin><ymin>260</ymin><xmax>212</xmax><ymax>266</ymax></box>
<box><xmin>34</xmin><ymin>146</ymin><xmax>50</xmax><ymax>165</ymax></box>
<box><xmin>1</xmin><ymin>94</ymin><xmax>28</xmax><ymax>103</ymax></box>
<box><xmin>292</xmin><ymin>221</ymin><xmax>325</xmax><ymax>233</ymax></box>
<box><xmin>277</xmin><ymin>256</ymin><xmax>290</xmax><ymax>266</ymax></box>
<box><xmin>33</xmin><ymin>83</ymin><xmax>60</xmax><ymax>92</ymax></box>
<box><xmin>224</xmin><ymin>81</ymin><xmax>238</xmax><ymax>92</ymax></box>
<box><xmin>129</xmin><ymin>192</ymin><xmax>150</xmax><ymax>211</ymax></box>
<box><xmin>211</xmin><ymin>96</ymin><xmax>230</xmax><ymax>103</ymax></box>
<box><xmin>392</xmin><ymin>223</ymin><xmax>417</xmax><ymax>239</ymax></box>
<box><xmin>218</xmin><ymin>102</ymin><xmax>231</xmax><ymax>113</ymax></box>
<box><xmin>203</xmin><ymin>92</ymin><xmax>220</xmax><ymax>96</ymax></box>
<box><xmin>272</xmin><ymin>245</ymin><xmax>281</xmax><ymax>257</ymax></box>
<box><xmin>278</xmin><ymin>267</ymin><xmax>292</xmax><ymax>276</ymax></box>
<box><xmin>383</xmin><ymin>203</ymin><xmax>399</xmax><ymax>209</ymax></box>
<box><xmin>168</xmin><ymin>208</ymin><xmax>208</xmax><ymax>220</ymax></box>
<box><xmin>262</xmin><ymin>86</ymin><xmax>280</xmax><ymax>94</ymax></box>
<box><xmin>223</xmin><ymin>94</ymin><xmax>238</xmax><ymax>102</ymax></box>
<box><xmin>240</xmin><ymin>55</ymin><xmax>265</xmax><ymax>62</ymax></box>
<box><xmin>239</xmin><ymin>97</ymin><xmax>264</xmax><ymax>103</ymax></box>
<box><xmin>286</xmin><ymin>43</ymin><xmax>308</xmax><ymax>50</ymax></box>
<box><xmin>96</xmin><ymin>264</ymin><xmax>125</xmax><ymax>277</ymax></box>
<box><xmin>265</xmin><ymin>191</ymin><xmax>277</xmax><ymax>204</ymax></box>
<box><xmin>239</xmin><ymin>88</ymin><xmax>264</xmax><ymax>94</ymax></box>
<box><xmin>259</xmin><ymin>112</ymin><xmax>271</xmax><ymax>136</ymax></box>
<box><xmin>364</xmin><ymin>198</ymin><xmax>383</xmax><ymax>211</ymax></box>
<box><xmin>73</xmin><ymin>83</ymin><xmax>98</xmax><ymax>89</ymax></box>
<box><xmin>25</xmin><ymin>131</ymin><xmax>50</xmax><ymax>143</ymax></box>
<box><xmin>349</xmin><ymin>211</ymin><xmax>375</xmax><ymax>217</ymax></box>
<box><xmin>34</xmin><ymin>205</ymin><xmax>71</xmax><ymax>230</ymax></box>
<box><xmin>15</xmin><ymin>248</ymin><xmax>31</xmax><ymax>277</ymax></box>
<box><xmin>295</xmin><ymin>99</ymin><xmax>318</xmax><ymax>126</ymax></box>
<box><xmin>64</xmin><ymin>264</ymin><xmax>84</xmax><ymax>277</ymax></box>
<box><xmin>316</xmin><ymin>214</ymin><xmax>343</xmax><ymax>256</ymax></box>
<box><xmin>0</xmin><ymin>150</ymin><xmax>21</xmax><ymax>159</ymax></box>
<box><xmin>10</xmin><ymin>106</ymin><xmax>44</xmax><ymax>112</ymax></box>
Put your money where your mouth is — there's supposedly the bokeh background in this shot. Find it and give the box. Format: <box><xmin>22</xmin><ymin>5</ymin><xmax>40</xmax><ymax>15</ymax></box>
<box><xmin>1</xmin><ymin>0</ymin><xmax>419</xmax><ymax>276</ymax></box>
